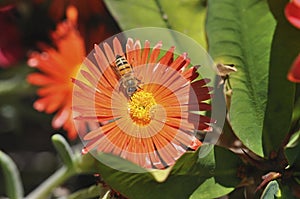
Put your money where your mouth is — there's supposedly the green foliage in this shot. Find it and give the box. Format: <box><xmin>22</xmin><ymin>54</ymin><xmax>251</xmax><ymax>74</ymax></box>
<box><xmin>190</xmin><ymin>178</ymin><xmax>234</xmax><ymax>199</ymax></box>
<box><xmin>2</xmin><ymin>0</ymin><xmax>300</xmax><ymax>198</ymax></box>
<box><xmin>103</xmin><ymin>0</ymin><xmax>207</xmax><ymax>48</ymax></box>
<box><xmin>285</xmin><ymin>130</ymin><xmax>300</xmax><ymax>169</ymax></box>
<box><xmin>206</xmin><ymin>0</ymin><xmax>276</xmax><ymax>157</ymax></box>
<box><xmin>67</xmin><ymin>185</ymin><xmax>109</xmax><ymax>199</ymax></box>
<box><xmin>0</xmin><ymin>151</ymin><xmax>24</xmax><ymax>199</ymax></box>
<box><xmin>94</xmin><ymin>145</ymin><xmax>241</xmax><ymax>199</ymax></box>
<box><xmin>52</xmin><ymin>134</ymin><xmax>75</xmax><ymax>169</ymax></box>
<box><xmin>263</xmin><ymin>0</ymin><xmax>300</xmax><ymax>157</ymax></box>
<box><xmin>190</xmin><ymin>146</ymin><xmax>240</xmax><ymax>198</ymax></box>
<box><xmin>261</xmin><ymin>181</ymin><xmax>281</xmax><ymax>199</ymax></box>
<box><xmin>292</xmin><ymin>97</ymin><xmax>300</xmax><ymax>125</ymax></box>
<box><xmin>0</xmin><ymin>64</ymin><xmax>34</xmax><ymax>96</ymax></box>
<box><xmin>279</xmin><ymin>185</ymin><xmax>298</xmax><ymax>199</ymax></box>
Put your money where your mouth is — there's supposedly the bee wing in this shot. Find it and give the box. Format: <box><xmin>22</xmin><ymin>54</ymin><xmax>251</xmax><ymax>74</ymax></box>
<box><xmin>110</xmin><ymin>63</ymin><xmax>122</xmax><ymax>78</ymax></box>
<box><xmin>216</xmin><ymin>63</ymin><xmax>237</xmax><ymax>77</ymax></box>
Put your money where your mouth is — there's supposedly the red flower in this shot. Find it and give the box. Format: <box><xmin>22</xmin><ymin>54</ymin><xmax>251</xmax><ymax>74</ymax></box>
<box><xmin>285</xmin><ymin>0</ymin><xmax>300</xmax><ymax>29</ymax></box>
<box><xmin>0</xmin><ymin>5</ymin><xmax>25</xmax><ymax>68</ymax></box>
<box><xmin>27</xmin><ymin>6</ymin><xmax>85</xmax><ymax>140</ymax></box>
<box><xmin>288</xmin><ymin>54</ymin><xmax>300</xmax><ymax>83</ymax></box>
<box><xmin>73</xmin><ymin>37</ymin><xmax>212</xmax><ymax>169</ymax></box>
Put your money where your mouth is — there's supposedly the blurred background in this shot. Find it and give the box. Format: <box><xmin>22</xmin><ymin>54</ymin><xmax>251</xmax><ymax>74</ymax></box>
<box><xmin>0</xmin><ymin>0</ymin><xmax>120</xmax><ymax>195</ymax></box>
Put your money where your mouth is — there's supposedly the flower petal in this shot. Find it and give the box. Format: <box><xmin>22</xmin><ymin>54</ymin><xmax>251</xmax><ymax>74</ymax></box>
<box><xmin>113</xmin><ymin>37</ymin><xmax>124</xmax><ymax>57</ymax></box>
<box><xmin>141</xmin><ymin>40</ymin><xmax>150</xmax><ymax>65</ymax></box>
<box><xmin>288</xmin><ymin>54</ymin><xmax>300</xmax><ymax>83</ymax></box>
<box><xmin>159</xmin><ymin>46</ymin><xmax>175</xmax><ymax>66</ymax></box>
<box><xmin>149</xmin><ymin>41</ymin><xmax>162</xmax><ymax>63</ymax></box>
<box><xmin>27</xmin><ymin>73</ymin><xmax>57</xmax><ymax>86</ymax></box>
<box><xmin>74</xmin><ymin>37</ymin><xmax>212</xmax><ymax>169</ymax></box>
<box><xmin>103</xmin><ymin>42</ymin><xmax>116</xmax><ymax>64</ymax></box>
<box><xmin>285</xmin><ymin>0</ymin><xmax>300</xmax><ymax>29</ymax></box>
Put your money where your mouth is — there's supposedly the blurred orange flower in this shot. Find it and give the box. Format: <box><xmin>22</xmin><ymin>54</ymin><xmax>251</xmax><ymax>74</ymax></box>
<box><xmin>288</xmin><ymin>54</ymin><xmax>300</xmax><ymax>83</ymax></box>
<box><xmin>27</xmin><ymin>6</ymin><xmax>84</xmax><ymax>139</ymax></box>
<box><xmin>73</xmin><ymin>37</ymin><xmax>212</xmax><ymax>169</ymax></box>
<box><xmin>42</xmin><ymin>0</ymin><xmax>120</xmax><ymax>52</ymax></box>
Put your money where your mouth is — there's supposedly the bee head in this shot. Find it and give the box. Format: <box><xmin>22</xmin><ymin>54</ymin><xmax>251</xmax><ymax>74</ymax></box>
<box><xmin>127</xmin><ymin>87</ymin><xmax>138</xmax><ymax>97</ymax></box>
<box><xmin>116</xmin><ymin>54</ymin><xmax>122</xmax><ymax>59</ymax></box>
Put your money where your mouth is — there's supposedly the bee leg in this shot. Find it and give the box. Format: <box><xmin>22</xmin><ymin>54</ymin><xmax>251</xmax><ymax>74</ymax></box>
<box><xmin>136</xmin><ymin>77</ymin><xmax>144</xmax><ymax>90</ymax></box>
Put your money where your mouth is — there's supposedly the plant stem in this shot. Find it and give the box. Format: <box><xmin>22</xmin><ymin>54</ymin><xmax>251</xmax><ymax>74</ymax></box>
<box><xmin>26</xmin><ymin>166</ymin><xmax>76</xmax><ymax>199</ymax></box>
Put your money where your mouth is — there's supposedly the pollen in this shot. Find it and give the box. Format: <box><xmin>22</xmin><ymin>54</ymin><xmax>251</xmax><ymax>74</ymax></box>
<box><xmin>129</xmin><ymin>90</ymin><xmax>157</xmax><ymax>126</ymax></box>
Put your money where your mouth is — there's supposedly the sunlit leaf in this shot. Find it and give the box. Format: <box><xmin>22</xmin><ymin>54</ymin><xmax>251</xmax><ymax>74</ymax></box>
<box><xmin>149</xmin><ymin>166</ymin><xmax>172</xmax><ymax>182</ymax></box>
<box><xmin>67</xmin><ymin>185</ymin><xmax>108</xmax><ymax>199</ymax></box>
<box><xmin>103</xmin><ymin>0</ymin><xmax>207</xmax><ymax>48</ymax></box>
<box><xmin>261</xmin><ymin>181</ymin><xmax>281</xmax><ymax>199</ymax></box>
<box><xmin>190</xmin><ymin>177</ymin><xmax>234</xmax><ymax>199</ymax></box>
<box><xmin>206</xmin><ymin>0</ymin><xmax>276</xmax><ymax>156</ymax></box>
<box><xmin>285</xmin><ymin>130</ymin><xmax>300</xmax><ymax>169</ymax></box>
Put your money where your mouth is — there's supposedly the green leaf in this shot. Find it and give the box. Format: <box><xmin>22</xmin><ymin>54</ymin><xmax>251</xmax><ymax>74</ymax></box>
<box><xmin>286</xmin><ymin>130</ymin><xmax>300</xmax><ymax>148</ymax></box>
<box><xmin>261</xmin><ymin>180</ymin><xmax>281</xmax><ymax>199</ymax></box>
<box><xmin>263</xmin><ymin>0</ymin><xmax>300</xmax><ymax>157</ymax></box>
<box><xmin>102</xmin><ymin>190</ymin><xmax>111</xmax><ymax>199</ymax></box>
<box><xmin>154</xmin><ymin>0</ymin><xmax>207</xmax><ymax>49</ymax></box>
<box><xmin>285</xmin><ymin>130</ymin><xmax>300</xmax><ymax>169</ymax></box>
<box><xmin>76</xmin><ymin>151</ymin><xmax>99</xmax><ymax>173</ymax></box>
<box><xmin>190</xmin><ymin>177</ymin><xmax>234</xmax><ymax>199</ymax></box>
<box><xmin>292</xmin><ymin>97</ymin><xmax>300</xmax><ymax>126</ymax></box>
<box><xmin>103</xmin><ymin>0</ymin><xmax>207</xmax><ymax>48</ymax></box>
<box><xmin>0</xmin><ymin>63</ymin><xmax>35</xmax><ymax>96</ymax></box>
<box><xmin>51</xmin><ymin>134</ymin><xmax>74</xmax><ymax>168</ymax></box>
<box><xmin>67</xmin><ymin>185</ymin><xmax>109</xmax><ymax>199</ymax></box>
<box><xmin>279</xmin><ymin>185</ymin><xmax>297</xmax><ymax>199</ymax></box>
<box><xmin>206</xmin><ymin>0</ymin><xmax>276</xmax><ymax>156</ymax></box>
<box><xmin>103</xmin><ymin>0</ymin><xmax>167</xmax><ymax>29</ymax></box>
<box><xmin>190</xmin><ymin>146</ymin><xmax>242</xmax><ymax>199</ymax></box>
<box><xmin>26</xmin><ymin>167</ymin><xmax>75</xmax><ymax>199</ymax></box>
<box><xmin>94</xmin><ymin>145</ymin><xmax>239</xmax><ymax>199</ymax></box>
<box><xmin>214</xmin><ymin>146</ymin><xmax>242</xmax><ymax>187</ymax></box>
<box><xmin>0</xmin><ymin>151</ymin><xmax>24</xmax><ymax>199</ymax></box>
<box><xmin>149</xmin><ymin>166</ymin><xmax>172</xmax><ymax>182</ymax></box>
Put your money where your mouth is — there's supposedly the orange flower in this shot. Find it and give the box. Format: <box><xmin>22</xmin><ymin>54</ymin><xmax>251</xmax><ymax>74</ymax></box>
<box><xmin>36</xmin><ymin>0</ymin><xmax>120</xmax><ymax>52</ymax></box>
<box><xmin>73</xmin><ymin>37</ymin><xmax>212</xmax><ymax>169</ymax></box>
<box><xmin>27</xmin><ymin>6</ymin><xmax>84</xmax><ymax>140</ymax></box>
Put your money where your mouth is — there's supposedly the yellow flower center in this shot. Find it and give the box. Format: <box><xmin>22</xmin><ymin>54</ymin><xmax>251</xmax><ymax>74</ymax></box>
<box><xmin>129</xmin><ymin>90</ymin><xmax>157</xmax><ymax>126</ymax></box>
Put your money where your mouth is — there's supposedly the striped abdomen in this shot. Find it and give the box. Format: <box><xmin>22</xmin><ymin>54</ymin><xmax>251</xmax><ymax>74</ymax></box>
<box><xmin>115</xmin><ymin>55</ymin><xmax>133</xmax><ymax>76</ymax></box>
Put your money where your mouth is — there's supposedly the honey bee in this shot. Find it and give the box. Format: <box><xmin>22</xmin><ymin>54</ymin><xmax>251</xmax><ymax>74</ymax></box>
<box><xmin>112</xmin><ymin>55</ymin><xmax>140</xmax><ymax>97</ymax></box>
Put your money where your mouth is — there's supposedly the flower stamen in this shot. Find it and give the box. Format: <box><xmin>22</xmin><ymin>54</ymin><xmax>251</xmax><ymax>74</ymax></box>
<box><xmin>129</xmin><ymin>90</ymin><xmax>156</xmax><ymax>126</ymax></box>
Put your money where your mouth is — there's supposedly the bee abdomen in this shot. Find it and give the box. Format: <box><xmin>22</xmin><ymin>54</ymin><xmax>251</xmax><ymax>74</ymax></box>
<box><xmin>115</xmin><ymin>55</ymin><xmax>132</xmax><ymax>76</ymax></box>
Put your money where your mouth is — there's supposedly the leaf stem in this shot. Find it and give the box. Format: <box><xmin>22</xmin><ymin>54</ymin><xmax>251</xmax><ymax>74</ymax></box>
<box><xmin>153</xmin><ymin>0</ymin><xmax>171</xmax><ymax>29</ymax></box>
<box><xmin>0</xmin><ymin>151</ymin><xmax>24</xmax><ymax>199</ymax></box>
<box><xmin>25</xmin><ymin>167</ymin><xmax>76</xmax><ymax>199</ymax></box>
<box><xmin>153</xmin><ymin>0</ymin><xmax>185</xmax><ymax>51</ymax></box>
